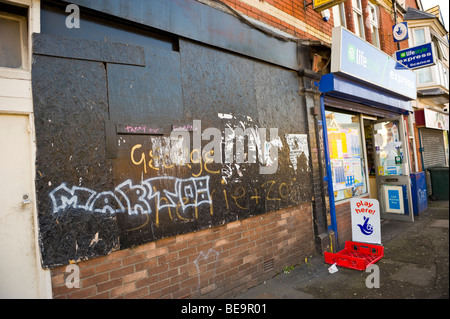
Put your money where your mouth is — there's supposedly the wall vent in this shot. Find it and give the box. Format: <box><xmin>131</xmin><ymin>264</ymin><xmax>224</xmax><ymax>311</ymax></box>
<box><xmin>263</xmin><ymin>259</ymin><xmax>274</xmax><ymax>272</ymax></box>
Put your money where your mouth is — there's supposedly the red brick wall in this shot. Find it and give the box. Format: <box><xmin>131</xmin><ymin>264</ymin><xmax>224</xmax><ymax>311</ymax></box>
<box><xmin>335</xmin><ymin>200</ymin><xmax>352</xmax><ymax>248</ymax></box>
<box><xmin>361</xmin><ymin>0</ymin><xmax>373</xmax><ymax>44</ymax></box>
<box><xmin>51</xmin><ymin>203</ymin><xmax>314</xmax><ymax>299</ymax></box>
<box><xmin>218</xmin><ymin>0</ymin><xmax>333</xmax><ymax>42</ymax></box>
<box><xmin>378</xmin><ymin>1</ymin><xmax>420</xmax><ymax>55</ymax></box>
<box><xmin>205</xmin><ymin>0</ymin><xmax>420</xmax><ymax>51</ymax></box>
<box><xmin>344</xmin><ymin>0</ymin><xmax>355</xmax><ymax>34</ymax></box>
<box><xmin>211</xmin><ymin>0</ymin><xmax>421</xmax><ymax>54</ymax></box>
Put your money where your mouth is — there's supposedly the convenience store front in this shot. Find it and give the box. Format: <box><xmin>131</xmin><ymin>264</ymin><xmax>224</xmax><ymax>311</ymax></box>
<box><xmin>319</xmin><ymin>27</ymin><xmax>417</xmax><ymax>247</ymax></box>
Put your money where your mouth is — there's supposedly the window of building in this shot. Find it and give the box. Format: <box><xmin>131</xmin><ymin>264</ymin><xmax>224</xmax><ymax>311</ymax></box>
<box><xmin>437</xmin><ymin>40</ymin><xmax>448</xmax><ymax>61</ymax></box>
<box><xmin>437</xmin><ymin>61</ymin><xmax>449</xmax><ymax>90</ymax></box>
<box><xmin>431</xmin><ymin>35</ymin><xmax>448</xmax><ymax>62</ymax></box>
<box><xmin>326</xmin><ymin>110</ymin><xmax>368</xmax><ymax>202</ymax></box>
<box><xmin>0</xmin><ymin>6</ymin><xmax>28</xmax><ymax>70</ymax></box>
<box><xmin>332</xmin><ymin>3</ymin><xmax>346</xmax><ymax>28</ymax></box>
<box><xmin>417</xmin><ymin>67</ymin><xmax>433</xmax><ymax>84</ymax></box>
<box><xmin>412</xmin><ymin>28</ymin><xmax>426</xmax><ymax>45</ymax></box>
<box><xmin>368</xmin><ymin>3</ymin><xmax>380</xmax><ymax>48</ymax></box>
<box><xmin>352</xmin><ymin>0</ymin><xmax>365</xmax><ymax>39</ymax></box>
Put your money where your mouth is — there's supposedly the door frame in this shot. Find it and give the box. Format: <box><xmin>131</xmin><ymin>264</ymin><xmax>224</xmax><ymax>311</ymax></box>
<box><xmin>0</xmin><ymin>112</ymin><xmax>52</xmax><ymax>298</ymax></box>
<box><xmin>372</xmin><ymin>115</ymin><xmax>414</xmax><ymax>222</ymax></box>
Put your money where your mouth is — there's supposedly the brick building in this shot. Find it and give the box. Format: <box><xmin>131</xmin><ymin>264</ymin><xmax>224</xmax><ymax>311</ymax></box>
<box><xmin>2</xmin><ymin>0</ymin><xmax>441</xmax><ymax>300</ymax></box>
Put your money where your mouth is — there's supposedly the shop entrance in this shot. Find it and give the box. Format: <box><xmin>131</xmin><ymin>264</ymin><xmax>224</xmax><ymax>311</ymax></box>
<box><xmin>366</xmin><ymin>116</ymin><xmax>414</xmax><ymax>222</ymax></box>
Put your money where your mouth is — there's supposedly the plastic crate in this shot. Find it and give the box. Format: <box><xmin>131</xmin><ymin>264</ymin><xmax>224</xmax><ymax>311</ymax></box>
<box><xmin>324</xmin><ymin>241</ymin><xmax>384</xmax><ymax>271</ymax></box>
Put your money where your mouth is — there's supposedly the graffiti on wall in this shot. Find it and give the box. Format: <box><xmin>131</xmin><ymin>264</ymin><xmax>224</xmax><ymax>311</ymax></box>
<box><xmin>45</xmin><ymin>119</ymin><xmax>312</xmax><ymax>246</ymax></box>
<box><xmin>127</xmin><ymin>118</ymin><xmax>283</xmax><ymax>177</ymax></box>
<box><xmin>48</xmin><ymin>115</ymin><xmax>312</xmax><ymax>231</ymax></box>
<box><xmin>50</xmin><ymin>176</ymin><xmax>212</xmax><ymax>226</ymax></box>
<box><xmin>285</xmin><ymin>134</ymin><xmax>309</xmax><ymax>172</ymax></box>
<box><xmin>49</xmin><ymin>176</ymin><xmax>308</xmax><ymax>220</ymax></box>
<box><xmin>32</xmin><ymin>30</ymin><xmax>315</xmax><ymax>267</ymax></box>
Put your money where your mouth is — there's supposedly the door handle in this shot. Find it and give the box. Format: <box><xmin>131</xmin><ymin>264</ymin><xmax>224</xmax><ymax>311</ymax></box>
<box><xmin>22</xmin><ymin>194</ymin><xmax>31</xmax><ymax>205</ymax></box>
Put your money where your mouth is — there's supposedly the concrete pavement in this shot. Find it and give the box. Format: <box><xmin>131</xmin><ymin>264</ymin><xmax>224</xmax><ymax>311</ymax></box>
<box><xmin>235</xmin><ymin>200</ymin><xmax>449</xmax><ymax>299</ymax></box>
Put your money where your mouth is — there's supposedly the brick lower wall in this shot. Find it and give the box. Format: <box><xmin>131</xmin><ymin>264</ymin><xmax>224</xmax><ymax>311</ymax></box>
<box><xmin>51</xmin><ymin>202</ymin><xmax>314</xmax><ymax>299</ymax></box>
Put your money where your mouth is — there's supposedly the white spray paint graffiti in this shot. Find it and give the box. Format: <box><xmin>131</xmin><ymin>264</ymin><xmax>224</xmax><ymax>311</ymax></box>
<box><xmin>49</xmin><ymin>176</ymin><xmax>212</xmax><ymax>217</ymax></box>
<box><xmin>129</xmin><ymin>117</ymin><xmax>310</xmax><ymax>186</ymax></box>
<box><xmin>216</xmin><ymin>114</ymin><xmax>283</xmax><ymax>181</ymax></box>
<box><xmin>285</xmin><ymin>134</ymin><xmax>309</xmax><ymax>172</ymax></box>
<box><xmin>149</xmin><ymin>136</ymin><xmax>189</xmax><ymax>168</ymax></box>
<box><xmin>194</xmin><ymin>248</ymin><xmax>220</xmax><ymax>290</ymax></box>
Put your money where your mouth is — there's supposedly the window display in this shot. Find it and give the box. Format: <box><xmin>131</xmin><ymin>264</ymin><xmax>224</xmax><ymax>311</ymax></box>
<box><xmin>373</xmin><ymin>121</ymin><xmax>404</xmax><ymax>176</ymax></box>
<box><xmin>326</xmin><ymin>110</ymin><xmax>368</xmax><ymax>201</ymax></box>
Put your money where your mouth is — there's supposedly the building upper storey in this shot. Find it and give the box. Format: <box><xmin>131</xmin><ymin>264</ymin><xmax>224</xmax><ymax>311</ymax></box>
<box><xmin>404</xmin><ymin>6</ymin><xmax>449</xmax><ymax>107</ymax></box>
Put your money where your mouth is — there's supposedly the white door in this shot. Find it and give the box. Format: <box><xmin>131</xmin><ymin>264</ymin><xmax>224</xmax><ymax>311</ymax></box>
<box><xmin>0</xmin><ymin>114</ymin><xmax>43</xmax><ymax>298</ymax></box>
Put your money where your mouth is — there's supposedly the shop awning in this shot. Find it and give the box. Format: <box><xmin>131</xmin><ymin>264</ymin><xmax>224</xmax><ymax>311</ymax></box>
<box><xmin>319</xmin><ymin>73</ymin><xmax>413</xmax><ymax>115</ymax></box>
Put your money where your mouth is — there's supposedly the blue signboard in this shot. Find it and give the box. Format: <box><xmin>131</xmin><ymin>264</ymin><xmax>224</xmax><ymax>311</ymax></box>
<box><xmin>388</xmin><ymin>189</ymin><xmax>401</xmax><ymax>210</ymax></box>
<box><xmin>393</xmin><ymin>22</ymin><xmax>409</xmax><ymax>42</ymax></box>
<box><xmin>395</xmin><ymin>42</ymin><xmax>435</xmax><ymax>70</ymax></box>
<box><xmin>331</xmin><ymin>27</ymin><xmax>416</xmax><ymax>100</ymax></box>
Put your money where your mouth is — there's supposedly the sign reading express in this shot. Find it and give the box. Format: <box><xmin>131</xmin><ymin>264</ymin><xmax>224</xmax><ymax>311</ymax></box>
<box><xmin>331</xmin><ymin>27</ymin><xmax>417</xmax><ymax>100</ymax></box>
<box><xmin>395</xmin><ymin>42</ymin><xmax>435</xmax><ymax>70</ymax></box>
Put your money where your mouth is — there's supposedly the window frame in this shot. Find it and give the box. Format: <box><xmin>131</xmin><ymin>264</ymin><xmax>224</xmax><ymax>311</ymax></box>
<box><xmin>352</xmin><ymin>0</ymin><xmax>365</xmax><ymax>40</ymax></box>
<box><xmin>0</xmin><ymin>10</ymin><xmax>29</xmax><ymax>75</ymax></box>
<box><xmin>410</xmin><ymin>27</ymin><xmax>430</xmax><ymax>46</ymax></box>
<box><xmin>367</xmin><ymin>2</ymin><xmax>380</xmax><ymax>48</ymax></box>
<box><xmin>325</xmin><ymin>108</ymin><xmax>370</xmax><ymax>203</ymax></box>
<box><xmin>332</xmin><ymin>2</ymin><xmax>346</xmax><ymax>28</ymax></box>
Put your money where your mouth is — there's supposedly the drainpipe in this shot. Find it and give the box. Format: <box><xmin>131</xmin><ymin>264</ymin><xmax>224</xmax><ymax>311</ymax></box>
<box><xmin>320</xmin><ymin>95</ymin><xmax>339</xmax><ymax>251</ymax></box>
<box><xmin>392</xmin><ymin>0</ymin><xmax>401</xmax><ymax>50</ymax></box>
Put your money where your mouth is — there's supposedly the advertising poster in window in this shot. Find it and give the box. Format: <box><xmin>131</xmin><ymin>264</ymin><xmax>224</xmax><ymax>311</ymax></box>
<box><xmin>374</xmin><ymin>121</ymin><xmax>403</xmax><ymax>176</ymax></box>
<box><xmin>326</xmin><ymin>111</ymin><xmax>367</xmax><ymax>201</ymax></box>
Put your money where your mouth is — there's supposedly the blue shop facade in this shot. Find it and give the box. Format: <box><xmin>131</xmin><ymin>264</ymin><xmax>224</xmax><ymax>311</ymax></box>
<box><xmin>319</xmin><ymin>27</ymin><xmax>425</xmax><ymax>248</ymax></box>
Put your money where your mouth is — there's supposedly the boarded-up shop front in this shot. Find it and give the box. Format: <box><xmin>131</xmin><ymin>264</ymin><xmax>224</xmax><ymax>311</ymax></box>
<box><xmin>32</xmin><ymin>0</ymin><xmax>326</xmax><ymax>298</ymax></box>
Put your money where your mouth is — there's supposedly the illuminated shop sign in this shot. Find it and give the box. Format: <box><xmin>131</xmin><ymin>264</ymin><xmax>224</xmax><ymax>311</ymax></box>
<box><xmin>331</xmin><ymin>27</ymin><xmax>417</xmax><ymax>100</ymax></box>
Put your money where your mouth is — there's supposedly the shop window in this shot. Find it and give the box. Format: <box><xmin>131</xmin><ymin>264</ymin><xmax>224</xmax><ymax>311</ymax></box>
<box><xmin>326</xmin><ymin>110</ymin><xmax>368</xmax><ymax>202</ymax></box>
<box><xmin>0</xmin><ymin>8</ymin><xmax>28</xmax><ymax>70</ymax></box>
<box><xmin>352</xmin><ymin>0</ymin><xmax>364</xmax><ymax>39</ymax></box>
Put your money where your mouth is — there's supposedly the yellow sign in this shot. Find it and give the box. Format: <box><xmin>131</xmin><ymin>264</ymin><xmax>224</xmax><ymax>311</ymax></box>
<box><xmin>313</xmin><ymin>0</ymin><xmax>345</xmax><ymax>12</ymax></box>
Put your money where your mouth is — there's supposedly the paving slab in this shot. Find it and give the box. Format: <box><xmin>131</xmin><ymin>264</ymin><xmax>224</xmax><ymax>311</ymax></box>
<box><xmin>234</xmin><ymin>200</ymin><xmax>449</xmax><ymax>299</ymax></box>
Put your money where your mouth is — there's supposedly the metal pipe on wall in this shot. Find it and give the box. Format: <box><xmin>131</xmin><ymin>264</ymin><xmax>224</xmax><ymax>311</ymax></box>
<box><xmin>320</xmin><ymin>94</ymin><xmax>339</xmax><ymax>251</ymax></box>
